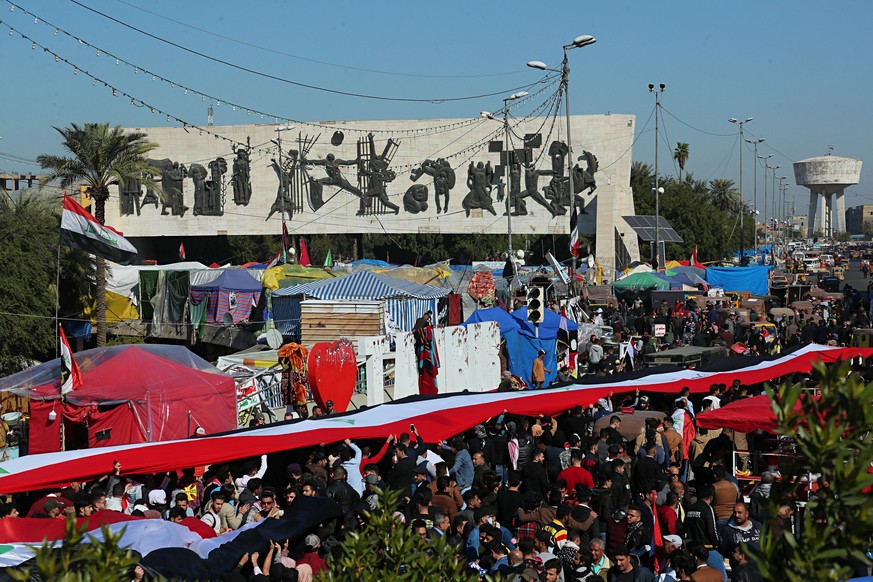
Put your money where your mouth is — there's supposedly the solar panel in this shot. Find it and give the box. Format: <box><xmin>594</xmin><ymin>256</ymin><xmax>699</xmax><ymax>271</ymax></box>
<box><xmin>622</xmin><ymin>215</ymin><xmax>684</xmax><ymax>243</ymax></box>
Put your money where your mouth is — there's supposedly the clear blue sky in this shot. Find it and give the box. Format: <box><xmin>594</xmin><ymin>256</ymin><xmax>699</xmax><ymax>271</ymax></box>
<box><xmin>1</xmin><ymin>0</ymin><xmax>871</xmax><ymax>215</ymax></box>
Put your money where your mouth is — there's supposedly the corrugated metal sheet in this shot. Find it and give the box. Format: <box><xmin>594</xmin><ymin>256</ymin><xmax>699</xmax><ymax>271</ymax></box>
<box><xmin>300</xmin><ymin>300</ymin><xmax>383</xmax><ymax>352</ymax></box>
<box><xmin>272</xmin><ymin>270</ymin><xmax>449</xmax><ymax>300</ymax></box>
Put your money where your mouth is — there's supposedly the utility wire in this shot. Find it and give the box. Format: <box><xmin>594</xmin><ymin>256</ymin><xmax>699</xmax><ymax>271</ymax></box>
<box><xmin>104</xmin><ymin>0</ymin><xmax>528</xmax><ymax>80</ymax></box>
<box><xmin>659</xmin><ymin>106</ymin><xmax>735</xmax><ymax>137</ymax></box>
<box><xmin>65</xmin><ymin>0</ymin><xmax>554</xmax><ymax>104</ymax></box>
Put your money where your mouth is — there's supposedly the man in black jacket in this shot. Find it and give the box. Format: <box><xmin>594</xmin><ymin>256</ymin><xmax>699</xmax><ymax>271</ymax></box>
<box><xmin>388</xmin><ymin>443</ymin><xmax>419</xmax><ymax>495</ymax></box>
<box><xmin>684</xmin><ymin>485</ymin><xmax>728</xmax><ymax>581</ymax></box>
<box><xmin>632</xmin><ymin>444</ymin><xmax>663</xmax><ymax>497</ymax></box>
<box><xmin>520</xmin><ymin>449</ymin><xmax>550</xmax><ymax>500</ymax></box>
<box><xmin>326</xmin><ymin>466</ymin><xmax>360</xmax><ymax>531</ymax></box>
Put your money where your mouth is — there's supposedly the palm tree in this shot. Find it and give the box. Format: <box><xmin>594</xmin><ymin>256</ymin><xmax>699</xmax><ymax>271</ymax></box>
<box><xmin>673</xmin><ymin>143</ymin><xmax>690</xmax><ymax>181</ymax></box>
<box><xmin>38</xmin><ymin>123</ymin><xmax>160</xmax><ymax>347</ymax></box>
<box><xmin>708</xmin><ymin>178</ymin><xmax>740</xmax><ymax>213</ymax></box>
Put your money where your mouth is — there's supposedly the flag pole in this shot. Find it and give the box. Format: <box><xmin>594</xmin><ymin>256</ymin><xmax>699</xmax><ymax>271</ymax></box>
<box><xmin>55</xmin><ymin>200</ymin><xmax>63</xmax><ymax>358</ymax></box>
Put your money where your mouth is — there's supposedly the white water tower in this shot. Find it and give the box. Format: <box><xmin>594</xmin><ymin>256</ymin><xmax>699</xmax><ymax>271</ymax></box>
<box><xmin>794</xmin><ymin>155</ymin><xmax>862</xmax><ymax>238</ymax></box>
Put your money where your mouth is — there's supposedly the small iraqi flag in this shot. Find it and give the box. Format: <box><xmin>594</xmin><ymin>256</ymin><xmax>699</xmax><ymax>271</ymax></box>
<box><xmin>569</xmin><ymin>204</ymin><xmax>580</xmax><ymax>257</ymax></box>
<box><xmin>59</xmin><ymin>324</ymin><xmax>82</xmax><ymax>395</ymax></box>
<box><xmin>60</xmin><ymin>194</ymin><xmax>137</xmax><ymax>265</ymax></box>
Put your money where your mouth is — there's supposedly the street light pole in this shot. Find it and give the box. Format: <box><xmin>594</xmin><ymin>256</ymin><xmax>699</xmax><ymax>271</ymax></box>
<box><xmin>650</xmin><ymin>84</ymin><xmax>665</xmax><ymax>271</ymax></box>
<box><xmin>729</xmin><ymin>118</ymin><xmax>753</xmax><ymax>264</ymax></box>
<box><xmin>746</xmin><ymin>138</ymin><xmax>765</xmax><ymax>258</ymax></box>
<box><xmin>778</xmin><ymin>176</ymin><xmax>788</xmax><ymax>250</ymax></box>
<box><xmin>768</xmin><ymin>164</ymin><xmax>781</xmax><ymax>246</ymax></box>
<box><xmin>758</xmin><ymin>154</ymin><xmax>773</xmax><ymax>250</ymax></box>
<box><xmin>528</xmin><ymin>34</ymin><xmax>596</xmax><ymax>292</ymax></box>
<box><xmin>501</xmin><ymin>92</ymin><xmax>528</xmax><ymax>285</ymax></box>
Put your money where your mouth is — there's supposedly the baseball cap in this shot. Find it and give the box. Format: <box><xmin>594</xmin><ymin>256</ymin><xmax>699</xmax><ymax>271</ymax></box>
<box><xmin>44</xmin><ymin>499</ymin><xmax>63</xmax><ymax>513</ymax></box>
<box><xmin>194</xmin><ymin>427</ymin><xmax>206</xmax><ymax>436</ymax></box>
<box><xmin>663</xmin><ymin>534</ymin><xmax>683</xmax><ymax>547</ymax></box>
<box><xmin>304</xmin><ymin>534</ymin><xmax>320</xmax><ymax>548</ymax></box>
<box><xmin>364</xmin><ymin>474</ymin><xmax>379</xmax><ymax>485</ymax></box>
<box><xmin>537</xmin><ymin>350</ymin><xmax>546</xmax><ymax>356</ymax></box>
<box><xmin>287</xmin><ymin>463</ymin><xmax>302</xmax><ymax>475</ymax></box>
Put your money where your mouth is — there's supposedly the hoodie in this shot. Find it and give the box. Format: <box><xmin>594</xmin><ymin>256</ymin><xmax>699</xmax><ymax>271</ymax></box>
<box><xmin>720</xmin><ymin>518</ymin><xmax>762</xmax><ymax>557</ymax></box>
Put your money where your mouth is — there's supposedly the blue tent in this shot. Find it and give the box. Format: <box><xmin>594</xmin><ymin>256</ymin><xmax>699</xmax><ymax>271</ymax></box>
<box><xmin>189</xmin><ymin>269</ymin><xmax>263</xmax><ymax>324</ymax></box>
<box><xmin>705</xmin><ymin>266</ymin><xmax>772</xmax><ymax>295</ymax></box>
<box><xmin>511</xmin><ymin>307</ymin><xmax>578</xmax><ymax>340</ymax></box>
<box><xmin>464</xmin><ymin>307</ymin><xmax>561</xmax><ymax>385</ymax></box>
<box><xmin>465</xmin><ymin>307</ymin><xmax>520</xmax><ymax>337</ymax></box>
<box><xmin>191</xmin><ymin>269</ymin><xmax>262</xmax><ymax>292</ymax></box>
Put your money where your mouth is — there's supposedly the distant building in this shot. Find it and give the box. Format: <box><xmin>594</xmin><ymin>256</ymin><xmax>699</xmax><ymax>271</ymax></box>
<box><xmin>792</xmin><ymin>215</ymin><xmax>807</xmax><ymax>237</ymax></box>
<box><xmin>845</xmin><ymin>204</ymin><xmax>873</xmax><ymax>235</ymax></box>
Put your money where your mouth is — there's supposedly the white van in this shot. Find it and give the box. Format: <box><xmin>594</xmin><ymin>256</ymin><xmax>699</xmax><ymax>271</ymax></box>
<box><xmin>820</xmin><ymin>254</ymin><xmax>835</xmax><ymax>267</ymax></box>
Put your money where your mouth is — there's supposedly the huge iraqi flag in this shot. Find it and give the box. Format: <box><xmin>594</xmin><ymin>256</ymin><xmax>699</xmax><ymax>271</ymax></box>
<box><xmin>60</xmin><ymin>194</ymin><xmax>138</xmax><ymax>265</ymax></box>
<box><xmin>0</xmin><ymin>344</ymin><xmax>867</xmax><ymax>495</ymax></box>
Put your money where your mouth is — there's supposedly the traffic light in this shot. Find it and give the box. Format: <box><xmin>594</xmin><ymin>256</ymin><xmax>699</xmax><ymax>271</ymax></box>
<box><xmin>527</xmin><ymin>287</ymin><xmax>544</xmax><ymax>324</ymax></box>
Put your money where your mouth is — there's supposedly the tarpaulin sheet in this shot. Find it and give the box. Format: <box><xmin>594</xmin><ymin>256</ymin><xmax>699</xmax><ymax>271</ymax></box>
<box><xmin>705</xmin><ymin>266</ymin><xmax>771</xmax><ymax>295</ymax></box>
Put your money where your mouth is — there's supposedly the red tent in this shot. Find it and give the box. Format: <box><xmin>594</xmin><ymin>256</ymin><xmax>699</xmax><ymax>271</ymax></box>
<box><xmin>0</xmin><ymin>345</ymin><xmax>237</xmax><ymax>453</ymax></box>
<box><xmin>696</xmin><ymin>394</ymin><xmax>805</xmax><ymax>433</ymax></box>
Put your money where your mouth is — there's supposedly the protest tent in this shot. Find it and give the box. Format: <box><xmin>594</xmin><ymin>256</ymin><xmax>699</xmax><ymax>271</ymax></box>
<box><xmin>613</xmin><ymin>271</ymin><xmax>671</xmax><ymax>291</ymax></box>
<box><xmin>189</xmin><ymin>268</ymin><xmax>263</xmax><ymax>324</ymax></box>
<box><xmin>271</xmin><ymin>270</ymin><xmax>449</xmax><ymax>337</ymax></box>
<box><xmin>0</xmin><ymin>345</ymin><xmax>237</xmax><ymax>454</ymax></box>
<box><xmin>696</xmin><ymin>393</ymin><xmax>807</xmax><ymax>433</ymax></box>
<box><xmin>464</xmin><ymin>307</ymin><xmax>578</xmax><ymax>385</ymax></box>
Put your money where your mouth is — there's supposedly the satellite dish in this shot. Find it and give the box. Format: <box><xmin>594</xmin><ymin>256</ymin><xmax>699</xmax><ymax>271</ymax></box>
<box><xmin>331</xmin><ymin>131</ymin><xmax>344</xmax><ymax>146</ymax></box>
<box><xmin>587</xmin><ymin>255</ymin><xmax>595</xmax><ymax>268</ymax></box>
<box><xmin>221</xmin><ymin>312</ymin><xmax>234</xmax><ymax>325</ymax></box>
<box><xmin>265</xmin><ymin>328</ymin><xmax>283</xmax><ymax>349</ymax></box>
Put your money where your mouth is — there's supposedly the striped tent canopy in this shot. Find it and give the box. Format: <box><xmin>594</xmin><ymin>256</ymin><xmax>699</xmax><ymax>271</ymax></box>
<box><xmin>272</xmin><ymin>270</ymin><xmax>449</xmax><ymax>300</ymax></box>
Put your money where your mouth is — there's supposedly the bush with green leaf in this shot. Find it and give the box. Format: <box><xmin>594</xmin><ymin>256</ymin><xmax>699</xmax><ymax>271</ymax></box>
<box><xmin>317</xmin><ymin>487</ymin><xmax>479</xmax><ymax>582</ymax></box>
<box><xmin>8</xmin><ymin>518</ymin><xmax>140</xmax><ymax>582</ymax></box>
<box><xmin>754</xmin><ymin>362</ymin><xmax>873</xmax><ymax>581</ymax></box>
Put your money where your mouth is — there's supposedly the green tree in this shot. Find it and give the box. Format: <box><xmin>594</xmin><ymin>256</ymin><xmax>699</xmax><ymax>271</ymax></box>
<box><xmin>863</xmin><ymin>220</ymin><xmax>873</xmax><ymax>240</ymax></box>
<box><xmin>37</xmin><ymin>123</ymin><xmax>160</xmax><ymax>347</ymax></box>
<box><xmin>754</xmin><ymin>363</ymin><xmax>873</xmax><ymax>581</ymax></box>
<box><xmin>0</xmin><ymin>192</ymin><xmax>91</xmax><ymax>374</ymax></box>
<box><xmin>319</xmin><ymin>487</ymin><xmax>478</xmax><ymax>582</ymax></box>
<box><xmin>673</xmin><ymin>142</ymin><xmax>690</xmax><ymax>182</ymax></box>
<box><xmin>708</xmin><ymin>178</ymin><xmax>739</xmax><ymax>212</ymax></box>
<box><xmin>8</xmin><ymin>519</ymin><xmax>140</xmax><ymax>581</ymax></box>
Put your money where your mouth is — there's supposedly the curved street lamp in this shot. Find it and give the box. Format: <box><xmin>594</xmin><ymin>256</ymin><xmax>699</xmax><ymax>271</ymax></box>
<box><xmin>527</xmin><ymin>34</ymin><xmax>597</xmax><ymax>289</ymax></box>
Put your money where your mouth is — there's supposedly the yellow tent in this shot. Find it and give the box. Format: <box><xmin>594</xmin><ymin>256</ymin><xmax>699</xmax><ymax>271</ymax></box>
<box><xmin>88</xmin><ymin>290</ymin><xmax>139</xmax><ymax>323</ymax></box>
<box><xmin>262</xmin><ymin>264</ymin><xmax>336</xmax><ymax>290</ymax></box>
<box><xmin>370</xmin><ymin>263</ymin><xmax>452</xmax><ymax>285</ymax></box>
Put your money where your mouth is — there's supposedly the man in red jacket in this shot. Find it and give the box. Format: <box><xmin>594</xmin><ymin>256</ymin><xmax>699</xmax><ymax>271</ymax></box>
<box><xmin>557</xmin><ymin>449</ymin><xmax>595</xmax><ymax>498</ymax></box>
<box><xmin>297</xmin><ymin>534</ymin><xmax>327</xmax><ymax>575</ymax></box>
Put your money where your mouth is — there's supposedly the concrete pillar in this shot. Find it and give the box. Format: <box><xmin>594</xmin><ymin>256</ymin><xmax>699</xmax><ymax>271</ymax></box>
<box><xmin>807</xmin><ymin>190</ymin><xmax>818</xmax><ymax>238</ymax></box>
<box><xmin>835</xmin><ymin>190</ymin><xmax>847</xmax><ymax>233</ymax></box>
<box><xmin>825</xmin><ymin>194</ymin><xmax>833</xmax><ymax>238</ymax></box>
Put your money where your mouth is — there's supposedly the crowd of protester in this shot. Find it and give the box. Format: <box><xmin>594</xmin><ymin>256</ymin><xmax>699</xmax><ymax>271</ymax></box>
<box><xmin>3</xmin><ymin>371</ymin><xmax>853</xmax><ymax>582</ymax></box>
<box><xmin>1</xmin><ymin>275</ymin><xmax>869</xmax><ymax>580</ymax></box>
<box><xmin>566</xmin><ymin>282</ymin><xmax>868</xmax><ymax>379</ymax></box>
